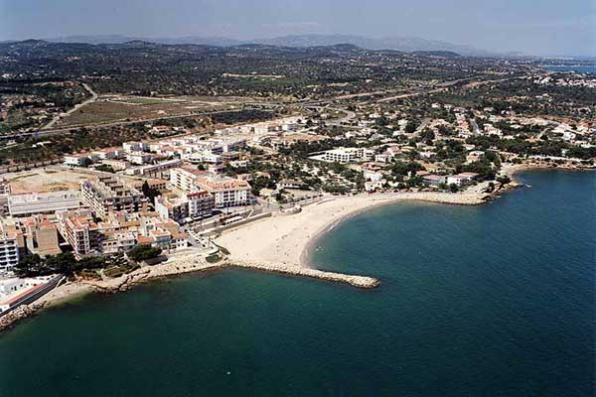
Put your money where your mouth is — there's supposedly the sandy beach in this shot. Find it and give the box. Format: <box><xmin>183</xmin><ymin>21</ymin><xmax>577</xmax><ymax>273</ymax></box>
<box><xmin>215</xmin><ymin>190</ymin><xmax>488</xmax><ymax>267</ymax></box>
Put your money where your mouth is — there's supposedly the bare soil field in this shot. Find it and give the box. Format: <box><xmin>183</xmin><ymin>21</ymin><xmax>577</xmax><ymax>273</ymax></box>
<box><xmin>55</xmin><ymin>95</ymin><xmax>260</xmax><ymax>128</ymax></box>
<box><xmin>7</xmin><ymin>167</ymin><xmax>97</xmax><ymax>193</ymax></box>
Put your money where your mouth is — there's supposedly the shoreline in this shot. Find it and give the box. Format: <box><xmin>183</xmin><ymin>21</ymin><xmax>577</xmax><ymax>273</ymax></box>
<box><xmin>0</xmin><ymin>252</ymin><xmax>224</xmax><ymax>333</ymax></box>
<box><xmin>216</xmin><ymin>190</ymin><xmax>490</xmax><ymax>269</ymax></box>
<box><xmin>2</xmin><ymin>165</ymin><xmax>592</xmax><ymax>334</ymax></box>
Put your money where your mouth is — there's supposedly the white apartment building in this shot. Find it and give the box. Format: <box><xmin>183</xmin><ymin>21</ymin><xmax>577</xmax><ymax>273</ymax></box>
<box><xmin>170</xmin><ymin>167</ymin><xmax>251</xmax><ymax>208</ymax></box>
<box><xmin>63</xmin><ymin>155</ymin><xmax>89</xmax><ymax>167</ymax></box>
<box><xmin>56</xmin><ymin>210</ymin><xmax>102</xmax><ymax>258</ymax></box>
<box><xmin>195</xmin><ymin>176</ymin><xmax>251</xmax><ymax>208</ymax></box>
<box><xmin>170</xmin><ymin>167</ymin><xmax>204</xmax><ymax>192</ymax></box>
<box><xmin>0</xmin><ymin>226</ymin><xmax>19</xmax><ymax>276</ymax></box>
<box><xmin>8</xmin><ymin>190</ymin><xmax>81</xmax><ymax>217</ymax></box>
<box><xmin>126</xmin><ymin>152</ymin><xmax>152</xmax><ymax>165</ymax></box>
<box><xmin>183</xmin><ymin>151</ymin><xmax>221</xmax><ymax>164</ymax></box>
<box><xmin>187</xmin><ymin>191</ymin><xmax>215</xmax><ymax>218</ymax></box>
<box><xmin>100</xmin><ymin>232</ymin><xmax>136</xmax><ymax>255</ymax></box>
<box><xmin>321</xmin><ymin>147</ymin><xmax>373</xmax><ymax>164</ymax></box>
<box><xmin>154</xmin><ymin>190</ymin><xmax>214</xmax><ymax>223</ymax></box>
<box><xmin>446</xmin><ymin>172</ymin><xmax>478</xmax><ymax>187</ymax></box>
<box><xmin>124</xmin><ymin>159</ymin><xmax>182</xmax><ymax>177</ymax></box>
<box><xmin>122</xmin><ymin>141</ymin><xmax>147</xmax><ymax>153</ymax></box>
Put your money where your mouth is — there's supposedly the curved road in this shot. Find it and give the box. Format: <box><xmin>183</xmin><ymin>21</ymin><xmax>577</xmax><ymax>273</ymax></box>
<box><xmin>42</xmin><ymin>82</ymin><xmax>98</xmax><ymax>130</ymax></box>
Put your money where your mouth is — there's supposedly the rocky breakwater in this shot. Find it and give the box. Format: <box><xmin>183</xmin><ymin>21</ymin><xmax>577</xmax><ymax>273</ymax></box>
<box><xmin>229</xmin><ymin>260</ymin><xmax>380</xmax><ymax>289</ymax></box>
<box><xmin>0</xmin><ymin>303</ymin><xmax>44</xmax><ymax>332</ymax></box>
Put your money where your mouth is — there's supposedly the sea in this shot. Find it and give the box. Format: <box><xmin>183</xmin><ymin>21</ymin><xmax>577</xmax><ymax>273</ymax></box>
<box><xmin>0</xmin><ymin>170</ymin><xmax>594</xmax><ymax>397</ymax></box>
<box><xmin>542</xmin><ymin>65</ymin><xmax>596</xmax><ymax>74</ymax></box>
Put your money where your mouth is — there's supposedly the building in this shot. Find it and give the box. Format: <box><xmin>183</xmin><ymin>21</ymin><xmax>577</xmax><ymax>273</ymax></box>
<box><xmin>22</xmin><ymin>216</ymin><xmax>61</xmax><ymax>257</ymax></box>
<box><xmin>122</xmin><ymin>141</ymin><xmax>147</xmax><ymax>153</ymax></box>
<box><xmin>81</xmin><ymin>176</ymin><xmax>147</xmax><ymax>219</ymax></box>
<box><xmin>91</xmin><ymin>147</ymin><xmax>123</xmax><ymax>160</ymax></box>
<box><xmin>0</xmin><ymin>275</ymin><xmax>62</xmax><ymax>314</ymax></box>
<box><xmin>8</xmin><ymin>190</ymin><xmax>81</xmax><ymax>217</ymax></box>
<box><xmin>124</xmin><ymin>159</ymin><xmax>183</xmax><ymax>178</ymax></box>
<box><xmin>187</xmin><ymin>191</ymin><xmax>215</xmax><ymax>219</ymax></box>
<box><xmin>155</xmin><ymin>190</ymin><xmax>214</xmax><ymax>223</ymax></box>
<box><xmin>56</xmin><ymin>210</ymin><xmax>102</xmax><ymax>257</ymax></box>
<box><xmin>318</xmin><ymin>147</ymin><xmax>373</xmax><ymax>164</ymax></box>
<box><xmin>155</xmin><ymin>195</ymin><xmax>188</xmax><ymax>223</ymax></box>
<box><xmin>194</xmin><ymin>175</ymin><xmax>251</xmax><ymax>208</ymax></box>
<box><xmin>0</xmin><ymin>224</ymin><xmax>19</xmax><ymax>276</ymax></box>
<box><xmin>126</xmin><ymin>152</ymin><xmax>152</xmax><ymax>165</ymax></box>
<box><xmin>466</xmin><ymin>151</ymin><xmax>485</xmax><ymax>163</ymax></box>
<box><xmin>423</xmin><ymin>175</ymin><xmax>447</xmax><ymax>187</ymax></box>
<box><xmin>100</xmin><ymin>159</ymin><xmax>128</xmax><ymax>171</ymax></box>
<box><xmin>169</xmin><ymin>167</ymin><xmax>251</xmax><ymax>208</ymax></box>
<box><xmin>169</xmin><ymin>167</ymin><xmax>205</xmax><ymax>192</ymax></box>
<box><xmin>63</xmin><ymin>154</ymin><xmax>90</xmax><ymax>167</ymax></box>
<box><xmin>138</xmin><ymin>216</ymin><xmax>188</xmax><ymax>252</ymax></box>
<box><xmin>0</xmin><ymin>178</ymin><xmax>11</xmax><ymax>195</ymax></box>
<box><xmin>131</xmin><ymin>178</ymin><xmax>168</xmax><ymax>193</ymax></box>
<box><xmin>100</xmin><ymin>231</ymin><xmax>136</xmax><ymax>255</ymax></box>
<box><xmin>446</xmin><ymin>173</ymin><xmax>479</xmax><ymax>187</ymax></box>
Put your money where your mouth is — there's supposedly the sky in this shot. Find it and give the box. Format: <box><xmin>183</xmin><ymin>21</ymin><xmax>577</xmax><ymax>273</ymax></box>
<box><xmin>1</xmin><ymin>0</ymin><xmax>594</xmax><ymax>56</ymax></box>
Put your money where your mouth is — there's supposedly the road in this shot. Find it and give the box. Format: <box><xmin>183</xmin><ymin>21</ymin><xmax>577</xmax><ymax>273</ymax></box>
<box><xmin>42</xmin><ymin>82</ymin><xmax>98</xmax><ymax>130</ymax></box>
<box><xmin>376</xmin><ymin>76</ymin><xmax>517</xmax><ymax>103</ymax></box>
<box><xmin>2</xmin><ymin>75</ymin><xmax>520</xmax><ymax>142</ymax></box>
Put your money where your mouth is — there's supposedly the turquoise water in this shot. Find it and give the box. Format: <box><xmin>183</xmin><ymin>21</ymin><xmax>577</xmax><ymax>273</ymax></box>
<box><xmin>0</xmin><ymin>171</ymin><xmax>594</xmax><ymax>396</ymax></box>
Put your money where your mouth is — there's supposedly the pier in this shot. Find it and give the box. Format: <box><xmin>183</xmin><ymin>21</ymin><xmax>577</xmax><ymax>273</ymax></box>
<box><xmin>228</xmin><ymin>260</ymin><xmax>380</xmax><ymax>289</ymax></box>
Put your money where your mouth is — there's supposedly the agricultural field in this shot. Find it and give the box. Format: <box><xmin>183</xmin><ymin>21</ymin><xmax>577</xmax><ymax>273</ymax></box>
<box><xmin>53</xmin><ymin>95</ymin><xmax>263</xmax><ymax>128</ymax></box>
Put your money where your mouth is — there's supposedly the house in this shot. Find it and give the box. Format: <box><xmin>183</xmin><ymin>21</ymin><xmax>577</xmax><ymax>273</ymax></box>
<box><xmin>122</xmin><ymin>141</ymin><xmax>147</xmax><ymax>153</ymax></box>
<box><xmin>423</xmin><ymin>175</ymin><xmax>447</xmax><ymax>186</ymax></box>
<box><xmin>447</xmin><ymin>172</ymin><xmax>478</xmax><ymax>186</ymax></box>
<box><xmin>277</xmin><ymin>179</ymin><xmax>302</xmax><ymax>190</ymax></box>
<box><xmin>63</xmin><ymin>154</ymin><xmax>90</xmax><ymax>167</ymax></box>
<box><xmin>466</xmin><ymin>151</ymin><xmax>485</xmax><ymax>163</ymax></box>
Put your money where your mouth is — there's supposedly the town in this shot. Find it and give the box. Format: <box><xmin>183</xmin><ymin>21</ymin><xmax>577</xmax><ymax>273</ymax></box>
<box><xmin>0</xmin><ymin>40</ymin><xmax>594</xmax><ymax>322</ymax></box>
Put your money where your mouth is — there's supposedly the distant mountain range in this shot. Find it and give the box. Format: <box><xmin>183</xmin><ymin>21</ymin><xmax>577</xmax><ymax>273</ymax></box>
<box><xmin>44</xmin><ymin>34</ymin><xmax>493</xmax><ymax>56</ymax></box>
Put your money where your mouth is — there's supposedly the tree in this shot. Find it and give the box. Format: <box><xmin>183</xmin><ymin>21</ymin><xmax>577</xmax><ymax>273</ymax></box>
<box><xmin>15</xmin><ymin>252</ymin><xmax>81</xmax><ymax>277</ymax></box>
<box><xmin>141</xmin><ymin>181</ymin><xmax>160</xmax><ymax>203</ymax></box>
<box><xmin>404</xmin><ymin>121</ymin><xmax>418</xmax><ymax>134</ymax></box>
<box><xmin>95</xmin><ymin>164</ymin><xmax>115</xmax><ymax>173</ymax></box>
<box><xmin>497</xmin><ymin>175</ymin><xmax>511</xmax><ymax>185</ymax></box>
<box><xmin>127</xmin><ymin>245</ymin><xmax>163</xmax><ymax>262</ymax></box>
<box><xmin>375</xmin><ymin>115</ymin><xmax>388</xmax><ymax>127</ymax></box>
<box><xmin>391</xmin><ymin>161</ymin><xmax>423</xmax><ymax>178</ymax></box>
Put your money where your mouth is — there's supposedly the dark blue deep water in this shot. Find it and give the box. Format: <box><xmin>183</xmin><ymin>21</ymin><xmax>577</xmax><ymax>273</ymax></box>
<box><xmin>0</xmin><ymin>171</ymin><xmax>594</xmax><ymax>397</ymax></box>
